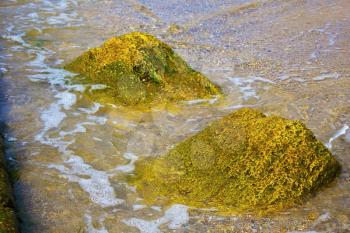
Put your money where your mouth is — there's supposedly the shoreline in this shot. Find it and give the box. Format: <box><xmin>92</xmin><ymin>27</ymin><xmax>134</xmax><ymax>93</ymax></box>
<box><xmin>0</xmin><ymin>0</ymin><xmax>349</xmax><ymax>231</ymax></box>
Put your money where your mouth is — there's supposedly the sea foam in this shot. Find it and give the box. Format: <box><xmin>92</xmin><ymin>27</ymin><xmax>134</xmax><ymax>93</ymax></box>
<box><xmin>123</xmin><ymin>204</ymin><xmax>189</xmax><ymax>233</ymax></box>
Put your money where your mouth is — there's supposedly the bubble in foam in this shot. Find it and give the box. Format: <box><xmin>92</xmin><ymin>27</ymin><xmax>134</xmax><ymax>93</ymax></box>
<box><xmin>49</xmin><ymin>155</ymin><xmax>124</xmax><ymax>208</ymax></box>
<box><xmin>55</xmin><ymin>92</ymin><xmax>77</xmax><ymax>110</ymax></box>
<box><xmin>39</xmin><ymin>103</ymin><xmax>66</xmax><ymax>132</ymax></box>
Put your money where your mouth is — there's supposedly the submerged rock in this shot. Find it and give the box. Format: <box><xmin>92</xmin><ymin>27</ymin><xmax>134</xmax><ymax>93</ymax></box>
<box><xmin>65</xmin><ymin>32</ymin><xmax>221</xmax><ymax>105</ymax></box>
<box><xmin>131</xmin><ymin>108</ymin><xmax>340</xmax><ymax>214</ymax></box>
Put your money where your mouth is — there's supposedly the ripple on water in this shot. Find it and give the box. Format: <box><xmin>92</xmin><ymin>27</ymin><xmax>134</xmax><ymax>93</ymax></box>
<box><xmin>326</xmin><ymin>125</ymin><xmax>349</xmax><ymax>149</ymax></box>
<box><xmin>227</xmin><ymin>76</ymin><xmax>275</xmax><ymax>100</ymax></box>
<box><xmin>48</xmin><ymin>155</ymin><xmax>124</xmax><ymax>208</ymax></box>
<box><xmin>2</xmin><ymin>0</ymin><xmax>350</xmax><ymax>232</ymax></box>
<box><xmin>36</xmin><ymin>94</ymin><xmax>125</xmax><ymax>209</ymax></box>
<box><xmin>114</xmin><ymin>152</ymin><xmax>138</xmax><ymax>173</ymax></box>
<box><xmin>85</xmin><ymin>213</ymin><xmax>109</xmax><ymax>233</ymax></box>
<box><xmin>35</xmin><ymin>91</ymin><xmax>77</xmax><ymax>141</ymax></box>
<box><xmin>123</xmin><ymin>204</ymin><xmax>189</xmax><ymax>233</ymax></box>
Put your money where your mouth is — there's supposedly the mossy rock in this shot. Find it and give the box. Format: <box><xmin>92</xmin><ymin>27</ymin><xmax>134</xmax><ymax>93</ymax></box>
<box><xmin>130</xmin><ymin>108</ymin><xmax>340</xmax><ymax>215</ymax></box>
<box><xmin>0</xmin><ymin>137</ymin><xmax>17</xmax><ymax>233</ymax></box>
<box><xmin>65</xmin><ymin>32</ymin><xmax>221</xmax><ymax>106</ymax></box>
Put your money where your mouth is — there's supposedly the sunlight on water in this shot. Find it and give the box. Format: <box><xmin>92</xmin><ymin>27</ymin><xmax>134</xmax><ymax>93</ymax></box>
<box><xmin>0</xmin><ymin>0</ymin><xmax>349</xmax><ymax>232</ymax></box>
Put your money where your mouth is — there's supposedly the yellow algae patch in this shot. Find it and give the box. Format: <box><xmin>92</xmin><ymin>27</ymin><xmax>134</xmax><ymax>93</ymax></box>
<box><xmin>65</xmin><ymin>32</ymin><xmax>221</xmax><ymax>106</ymax></box>
<box><xmin>130</xmin><ymin>108</ymin><xmax>340</xmax><ymax>215</ymax></box>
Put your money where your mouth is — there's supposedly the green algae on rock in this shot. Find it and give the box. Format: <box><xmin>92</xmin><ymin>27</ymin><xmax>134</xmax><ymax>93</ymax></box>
<box><xmin>0</xmin><ymin>135</ymin><xmax>17</xmax><ymax>233</ymax></box>
<box><xmin>130</xmin><ymin>108</ymin><xmax>340</xmax><ymax>215</ymax></box>
<box><xmin>65</xmin><ymin>32</ymin><xmax>221</xmax><ymax>106</ymax></box>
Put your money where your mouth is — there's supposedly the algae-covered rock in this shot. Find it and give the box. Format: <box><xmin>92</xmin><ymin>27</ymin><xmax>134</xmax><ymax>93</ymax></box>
<box><xmin>131</xmin><ymin>108</ymin><xmax>340</xmax><ymax>214</ymax></box>
<box><xmin>0</xmin><ymin>136</ymin><xmax>17</xmax><ymax>232</ymax></box>
<box><xmin>65</xmin><ymin>32</ymin><xmax>221</xmax><ymax>105</ymax></box>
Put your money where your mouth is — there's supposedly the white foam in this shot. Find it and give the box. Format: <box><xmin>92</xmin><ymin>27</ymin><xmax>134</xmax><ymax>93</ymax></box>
<box><xmin>39</xmin><ymin>103</ymin><xmax>67</xmax><ymax>133</ymax></box>
<box><xmin>2</xmin><ymin>33</ymin><xmax>30</xmax><ymax>47</ymax></box>
<box><xmin>27</xmin><ymin>64</ymin><xmax>73</xmax><ymax>86</ymax></box>
<box><xmin>28</xmin><ymin>12</ymin><xmax>39</xmax><ymax>19</ymax></box>
<box><xmin>36</xmin><ymin>91</ymin><xmax>77</xmax><ymax>140</ymax></box>
<box><xmin>87</xmin><ymin>115</ymin><xmax>108</xmax><ymax>125</ymax></box>
<box><xmin>123</xmin><ymin>204</ymin><xmax>189</xmax><ymax>233</ymax></box>
<box><xmin>4</xmin><ymin>0</ymin><xmax>121</xmax><ymax>216</ymax></box>
<box><xmin>35</xmin><ymin>86</ymin><xmax>122</xmax><ymax>210</ymax></box>
<box><xmin>5</xmin><ymin>25</ymin><xmax>14</xmax><ymax>33</ymax></box>
<box><xmin>115</xmin><ymin>152</ymin><xmax>138</xmax><ymax>173</ymax></box>
<box><xmin>69</xmin><ymin>84</ymin><xmax>86</xmax><ymax>92</ymax></box>
<box><xmin>40</xmin><ymin>118</ymin><xmax>123</xmax><ymax>209</ymax></box>
<box><xmin>47</xmin><ymin>13</ymin><xmax>76</xmax><ymax>25</ymax></box>
<box><xmin>279</xmin><ymin>71</ymin><xmax>315</xmax><ymax>82</ymax></box>
<box><xmin>78</xmin><ymin>103</ymin><xmax>102</xmax><ymax>114</ymax></box>
<box><xmin>39</xmin><ymin>0</ymin><xmax>82</xmax><ymax>27</ymax></box>
<box><xmin>133</xmin><ymin>204</ymin><xmax>147</xmax><ymax>211</ymax></box>
<box><xmin>164</xmin><ymin>205</ymin><xmax>189</xmax><ymax>229</ymax></box>
<box><xmin>42</xmin><ymin>0</ymin><xmax>68</xmax><ymax>10</ymax></box>
<box><xmin>124</xmin><ymin>218</ymin><xmax>161</xmax><ymax>233</ymax></box>
<box><xmin>7</xmin><ymin>137</ymin><xmax>17</xmax><ymax>142</ymax></box>
<box><xmin>185</xmin><ymin>96</ymin><xmax>218</xmax><ymax>105</ymax></box>
<box><xmin>326</xmin><ymin>125</ymin><xmax>349</xmax><ymax>149</ymax></box>
<box><xmin>49</xmin><ymin>155</ymin><xmax>124</xmax><ymax>208</ymax></box>
<box><xmin>0</xmin><ymin>67</ymin><xmax>8</xmax><ymax>74</ymax></box>
<box><xmin>54</xmin><ymin>59</ymin><xmax>64</xmax><ymax>65</ymax></box>
<box><xmin>277</xmin><ymin>74</ymin><xmax>291</xmax><ymax>81</ymax></box>
<box><xmin>313</xmin><ymin>73</ymin><xmax>339</xmax><ymax>81</ymax></box>
<box><xmin>28</xmin><ymin>51</ymin><xmax>48</xmax><ymax>68</ymax></box>
<box><xmin>227</xmin><ymin>76</ymin><xmax>274</xmax><ymax>100</ymax></box>
<box><xmin>221</xmin><ymin>104</ymin><xmax>256</xmax><ymax>111</ymax></box>
<box><xmin>90</xmin><ymin>84</ymin><xmax>108</xmax><ymax>91</ymax></box>
<box><xmin>55</xmin><ymin>92</ymin><xmax>77</xmax><ymax>110</ymax></box>
<box><xmin>309</xmin><ymin>28</ymin><xmax>326</xmax><ymax>33</ymax></box>
<box><xmin>151</xmin><ymin>206</ymin><xmax>162</xmax><ymax>212</ymax></box>
<box><xmin>59</xmin><ymin>122</ymin><xmax>87</xmax><ymax>137</ymax></box>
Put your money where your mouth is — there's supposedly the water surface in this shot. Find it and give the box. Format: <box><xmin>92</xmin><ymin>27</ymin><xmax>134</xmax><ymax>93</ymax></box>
<box><xmin>0</xmin><ymin>0</ymin><xmax>349</xmax><ymax>232</ymax></box>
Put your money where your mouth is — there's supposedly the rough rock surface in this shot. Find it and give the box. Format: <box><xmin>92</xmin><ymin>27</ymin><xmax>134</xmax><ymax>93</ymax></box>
<box><xmin>0</xmin><ymin>135</ymin><xmax>17</xmax><ymax>232</ymax></box>
<box><xmin>65</xmin><ymin>32</ymin><xmax>221</xmax><ymax>106</ymax></box>
<box><xmin>131</xmin><ymin>108</ymin><xmax>340</xmax><ymax>214</ymax></box>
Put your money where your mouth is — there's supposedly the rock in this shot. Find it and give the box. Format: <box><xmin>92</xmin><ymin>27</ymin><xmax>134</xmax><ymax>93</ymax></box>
<box><xmin>0</xmin><ymin>135</ymin><xmax>17</xmax><ymax>232</ymax></box>
<box><xmin>130</xmin><ymin>108</ymin><xmax>340</xmax><ymax>214</ymax></box>
<box><xmin>65</xmin><ymin>32</ymin><xmax>221</xmax><ymax>106</ymax></box>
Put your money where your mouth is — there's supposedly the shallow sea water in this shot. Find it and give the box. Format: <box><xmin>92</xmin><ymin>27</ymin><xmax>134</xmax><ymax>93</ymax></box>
<box><xmin>0</xmin><ymin>0</ymin><xmax>349</xmax><ymax>232</ymax></box>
